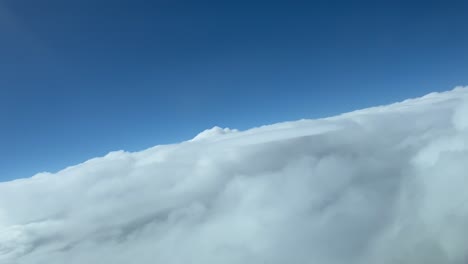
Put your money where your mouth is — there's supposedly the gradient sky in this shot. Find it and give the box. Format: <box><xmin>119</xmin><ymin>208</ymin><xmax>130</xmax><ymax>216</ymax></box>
<box><xmin>1</xmin><ymin>0</ymin><xmax>468</xmax><ymax>181</ymax></box>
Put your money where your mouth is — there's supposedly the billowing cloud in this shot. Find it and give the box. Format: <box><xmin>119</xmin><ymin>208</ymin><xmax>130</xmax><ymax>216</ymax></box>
<box><xmin>1</xmin><ymin>87</ymin><xmax>468</xmax><ymax>264</ymax></box>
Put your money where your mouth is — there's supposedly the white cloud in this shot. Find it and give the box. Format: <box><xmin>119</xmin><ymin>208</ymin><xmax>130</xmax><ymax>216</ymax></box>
<box><xmin>191</xmin><ymin>126</ymin><xmax>239</xmax><ymax>141</ymax></box>
<box><xmin>1</xmin><ymin>87</ymin><xmax>468</xmax><ymax>264</ymax></box>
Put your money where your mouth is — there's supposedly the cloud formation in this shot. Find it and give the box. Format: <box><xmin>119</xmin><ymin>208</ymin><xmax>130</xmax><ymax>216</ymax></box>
<box><xmin>1</xmin><ymin>87</ymin><xmax>468</xmax><ymax>264</ymax></box>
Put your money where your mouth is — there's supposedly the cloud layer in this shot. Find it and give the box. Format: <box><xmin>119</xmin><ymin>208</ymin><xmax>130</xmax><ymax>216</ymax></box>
<box><xmin>2</xmin><ymin>87</ymin><xmax>468</xmax><ymax>264</ymax></box>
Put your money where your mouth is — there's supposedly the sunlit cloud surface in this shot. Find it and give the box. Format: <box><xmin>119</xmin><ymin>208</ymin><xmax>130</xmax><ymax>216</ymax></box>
<box><xmin>1</xmin><ymin>87</ymin><xmax>468</xmax><ymax>264</ymax></box>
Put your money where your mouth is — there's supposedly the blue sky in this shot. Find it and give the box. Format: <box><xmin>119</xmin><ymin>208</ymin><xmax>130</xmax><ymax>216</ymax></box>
<box><xmin>1</xmin><ymin>0</ymin><xmax>468</xmax><ymax>181</ymax></box>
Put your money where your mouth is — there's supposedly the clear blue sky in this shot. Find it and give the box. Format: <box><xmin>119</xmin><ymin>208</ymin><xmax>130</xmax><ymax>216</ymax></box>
<box><xmin>1</xmin><ymin>0</ymin><xmax>468</xmax><ymax>181</ymax></box>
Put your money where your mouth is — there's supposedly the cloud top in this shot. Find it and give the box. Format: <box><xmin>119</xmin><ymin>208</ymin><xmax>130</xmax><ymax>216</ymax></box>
<box><xmin>1</xmin><ymin>87</ymin><xmax>468</xmax><ymax>264</ymax></box>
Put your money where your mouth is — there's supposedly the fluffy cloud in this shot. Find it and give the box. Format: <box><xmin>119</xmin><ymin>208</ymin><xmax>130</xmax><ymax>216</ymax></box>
<box><xmin>1</xmin><ymin>87</ymin><xmax>468</xmax><ymax>264</ymax></box>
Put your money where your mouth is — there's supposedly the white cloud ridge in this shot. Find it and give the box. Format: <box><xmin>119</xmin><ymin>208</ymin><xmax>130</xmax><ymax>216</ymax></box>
<box><xmin>1</xmin><ymin>87</ymin><xmax>468</xmax><ymax>264</ymax></box>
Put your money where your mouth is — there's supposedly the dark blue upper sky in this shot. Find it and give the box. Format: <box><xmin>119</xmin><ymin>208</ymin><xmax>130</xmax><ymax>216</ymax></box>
<box><xmin>1</xmin><ymin>0</ymin><xmax>468</xmax><ymax>181</ymax></box>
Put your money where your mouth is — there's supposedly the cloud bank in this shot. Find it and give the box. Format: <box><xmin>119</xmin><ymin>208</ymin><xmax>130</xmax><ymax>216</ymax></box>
<box><xmin>1</xmin><ymin>87</ymin><xmax>468</xmax><ymax>264</ymax></box>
